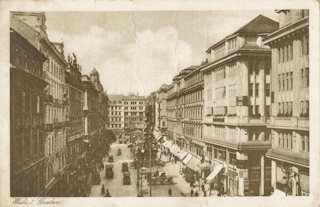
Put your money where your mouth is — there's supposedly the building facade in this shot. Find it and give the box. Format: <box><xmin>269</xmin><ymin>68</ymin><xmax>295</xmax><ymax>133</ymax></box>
<box><xmin>155</xmin><ymin>84</ymin><xmax>169</xmax><ymax>136</ymax></box>
<box><xmin>201</xmin><ymin>15</ymin><xmax>279</xmax><ymax>196</ymax></box>
<box><xmin>166</xmin><ymin>67</ymin><xmax>195</xmax><ymax>145</ymax></box>
<box><xmin>12</xmin><ymin>11</ymin><xmax>69</xmax><ymax>197</ymax></box>
<box><xmin>123</xmin><ymin>94</ymin><xmax>146</xmax><ymax>132</ymax></box>
<box><xmin>108</xmin><ymin>94</ymin><xmax>124</xmax><ymax>136</ymax></box>
<box><xmin>65</xmin><ymin>53</ymin><xmax>85</xmax><ymax>172</ymax></box>
<box><xmin>10</xmin><ymin>28</ymin><xmax>48</xmax><ymax>196</ymax></box>
<box><xmin>263</xmin><ymin>10</ymin><xmax>309</xmax><ymax>196</ymax></box>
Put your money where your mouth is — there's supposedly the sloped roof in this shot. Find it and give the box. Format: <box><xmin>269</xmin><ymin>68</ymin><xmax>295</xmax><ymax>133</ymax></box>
<box><xmin>232</xmin><ymin>14</ymin><xmax>279</xmax><ymax>35</ymax></box>
<box><xmin>206</xmin><ymin>15</ymin><xmax>279</xmax><ymax>52</ymax></box>
<box><xmin>108</xmin><ymin>94</ymin><xmax>124</xmax><ymax>101</ymax></box>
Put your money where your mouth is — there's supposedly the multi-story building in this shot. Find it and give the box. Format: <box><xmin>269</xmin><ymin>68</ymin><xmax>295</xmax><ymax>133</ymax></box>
<box><xmin>82</xmin><ymin>72</ymin><xmax>100</xmax><ymax>151</ymax></box>
<box><xmin>123</xmin><ymin>94</ymin><xmax>146</xmax><ymax>132</ymax></box>
<box><xmin>155</xmin><ymin>84</ymin><xmax>169</xmax><ymax>137</ymax></box>
<box><xmin>11</xmin><ymin>11</ymin><xmax>69</xmax><ymax>196</ymax></box>
<box><xmin>108</xmin><ymin>94</ymin><xmax>124</xmax><ymax>136</ymax></box>
<box><xmin>166</xmin><ymin>67</ymin><xmax>195</xmax><ymax>145</ymax></box>
<box><xmin>65</xmin><ymin>53</ymin><xmax>84</xmax><ymax>168</ymax></box>
<box><xmin>200</xmin><ymin>15</ymin><xmax>279</xmax><ymax>196</ymax></box>
<box><xmin>263</xmin><ymin>10</ymin><xmax>309</xmax><ymax>196</ymax></box>
<box><xmin>10</xmin><ymin>28</ymin><xmax>48</xmax><ymax>196</ymax></box>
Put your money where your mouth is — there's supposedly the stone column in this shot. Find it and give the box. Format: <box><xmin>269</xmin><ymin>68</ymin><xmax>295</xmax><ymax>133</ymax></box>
<box><xmin>260</xmin><ymin>154</ymin><xmax>265</xmax><ymax>196</ymax></box>
<box><xmin>271</xmin><ymin>160</ymin><xmax>276</xmax><ymax>190</ymax></box>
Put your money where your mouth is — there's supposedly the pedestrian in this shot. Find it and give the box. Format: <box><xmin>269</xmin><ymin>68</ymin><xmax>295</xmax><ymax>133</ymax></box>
<box><xmin>202</xmin><ymin>184</ymin><xmax>205</xmax><ymax>192</ymax></box>
<box><xmin>104</xmin><ymin>189</ymin><xmax>111</xmax><ymax>197</ymax></box>
<box><xmin>195</xmin><ymin>190</ymin><xmax>199</xmax><ymax>197</ymax></box>
<box><xmin>168</xmin><ymin>188</ymin><xmax>172</xmax><ymax>197</ymax></box>
<box><xmin>191</xmin><ymin>188</ymin><xmax>194</xmax><ymax>197</ymax></box>
<box><xmin>204</xmin><ymin>190</ymin><xmax>207</xmax><ymax>197</ymax></box>
<box><xmin>101</xmin><ymin>184</ymin><xmax>105</xmax><ymax>195</ymax></box>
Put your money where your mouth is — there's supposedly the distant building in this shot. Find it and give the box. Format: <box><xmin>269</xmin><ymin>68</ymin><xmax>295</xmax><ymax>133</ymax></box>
<box><xmin>10</xmin><ymin>28</ymin><xmax>48</xmax><ymax>196</ymax></box>
<box><xmin>108</xmin><ymin>94</ymin><xmax>124</xmax><ymax>135</ymax></box>
<box><xmin>263</xmin><ymin>10</ymin><xmax>309</xmax><ymax>196</ymax></box>
<box><xmin>123</xmin><ymin>94</ymin><xmax>146</xmax><ymax>132</ymax></box>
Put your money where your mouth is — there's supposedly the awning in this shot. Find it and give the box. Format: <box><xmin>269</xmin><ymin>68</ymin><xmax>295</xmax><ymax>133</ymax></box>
<box><xmin>162</xmin><ymin>141</ymin><xmax>169</xmax><ymax>147</ymax></box>
<box><xmin>206</xmin><ymin>164</ymin><xmax>223</xmax><ymax>181</ymax></box>
<box><xmin>169</xmin><ymin>145</ymin><xmax>179</xmax><ymax>153</ymax></box>
<box><xmin>178</xmin><ymin>150</ymin><xmax>188</xmax><ymax>160</ymax></box>
<box><xmin>182</xmin><ymin>154</ymin><xmax>193</xmax><ymax>165</ymax></box>
<box><xmin>165</xmin><ymin>141</ymin><xmax>173</xmax><ymax>149</ymax></box>
<box><xmin>172</xmin><ymin>147</ymin><xmax>180</xmax><ymax>156</ymax></box>
<box><xmin>155</xmin><ymin>135</ymin><xmax>162</xmax><ymax>142</ymax></box>
<box><xmin>187</xmin><ymin>156</ymin><xmax>201</xmax><ymax>171</ymax></box>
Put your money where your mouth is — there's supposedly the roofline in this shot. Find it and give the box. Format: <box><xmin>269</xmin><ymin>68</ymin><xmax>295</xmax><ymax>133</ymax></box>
<box><xmin>206</xmin><ymin>14</ymin><xmax>278</xmax><ymax>53</ymax></box>
<box><xmin>10</xmin><ymin>28</ymin><xmax>47</xmax><ymax>62</ymax></box>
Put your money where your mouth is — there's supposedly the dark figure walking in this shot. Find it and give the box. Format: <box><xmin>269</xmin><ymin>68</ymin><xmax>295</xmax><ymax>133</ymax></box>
<box><xmin>168</xmin><ymin>188</ymin><xmax>172</xmax><ymax>197</ymax></box>
<box><xmin>201</xmin><ymin>184</ymin><xmax>205</xmax><ymax>192</ymax></box>
<box><xmin>204</xmin><ymin>191</ymin><xmax>207</xmax><ymax>197</ymax></box>
<box><xmin>195</xmin><ymin>191</ymin><xmax>199</xmax><ymax>197</ymax></box>
<box><xmin>191</xmin><ymin>188</ymin><xmax>194</xmax><ymax>197</ymax></box>
<box><xmin>101</xmin><ymin>184</ymin><xmax>105</xmax><ymax>195</ymax></box>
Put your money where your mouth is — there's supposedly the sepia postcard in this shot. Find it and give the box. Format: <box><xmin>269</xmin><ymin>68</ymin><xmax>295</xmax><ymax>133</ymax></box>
<box><xmin>0</xmin><ymin>0</ymin><xmax>319</xmax><ymax>207</ymax></box>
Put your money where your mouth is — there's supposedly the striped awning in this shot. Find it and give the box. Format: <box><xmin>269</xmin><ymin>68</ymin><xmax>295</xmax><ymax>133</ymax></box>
<box><xmin>182</xmin><ymin>154</ymin><xmax>193</xmax><ymax>165</ymax></box>
<box><xmin>177</xmin><ymin>150</ymin><xmax>188</xmax><ymax>160</ymax></box>
<box><xmin>187</xmin><ymin>156</ymin><xmax>201</xmax><ymax>171</ymax></box>
<box><xmin>206</xmin><ymin>164</ymin><xmax>223</xmax><ymax>181</ymax></box>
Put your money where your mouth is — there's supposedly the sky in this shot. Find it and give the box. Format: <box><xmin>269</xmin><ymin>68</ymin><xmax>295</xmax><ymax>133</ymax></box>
<box><xmin>45</xmin><ymin>11</ymin><xmax>278</xmax><ymax>96</ymax></box>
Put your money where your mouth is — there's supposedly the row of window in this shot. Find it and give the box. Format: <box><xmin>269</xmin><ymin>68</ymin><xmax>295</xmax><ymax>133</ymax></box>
<box><xmin>110</xmin><ymin>124</ymin><xmax>122</xmax><ymax>128</ymax></box>
<box><xmin>213</xmin><ymin>43</ymin><xmax>225</xmax><ymax>61</ymax></box>
<box><xmin>110</xmin><ymin>117</ymin><xmax>121</xmax><ymax>122</ymax></box>
<box><xmin>12</xmin><ymin>131</ymin><xmax>44</xmax><ymax>163</ymax></box>
<box><xmin>228</xmin><ymin>38</ymin><xmax>238</xmax><ymax>51</ymax></box>
<box><xmin>47</xmin><ymin>55</ymin><xmax>64</xmax><ymax>80</ymax></box>
<box><xmin>13</xmin><ymin>46</ymin><xmax>43</xmax><ymax>77</ymax></box>
<box><xmin>229</xmin><ymin>84</ymin><xmax>237</xmax><ymax>98</ymax></box>
<box><xmin>278</xmin><ymin>72</ymin><xmax>293</xmax><ymax>91</ymax></box>
<box><xmin>278</xmin><ymin>43</ymin><xmax>293</xmax><ymax>63</ymax></box>
<box><xmin>124</xmin><ymin>112</ymin><xmax>144</xmax><ymax>116</ymax></box>
<box><xmin>277</xmin><ymin>131</ymin><xmax>309</xmax><ymax>152</ymax></box>
<box><xmin>123</xmin><ymin>101</ymin><xmax>144</xmax><ymax>105</ymax></box>
<box><xmin>184</xmin><ymin>90</ymin><xmax>203</xmax><ymax>104</ymax></box>
<box><xmin>215</xmin><ymin>86</ymin><xmax>226</xmax><ymax>99</ymax></box>
<box><xmin>229</xmin><ymin>64</ymin><xmax>238</xmax><ymax>77</ymax></box>
<box><xmin>110</xmin><ymin>111</ymin><xmax>121</xmax><ymax>115</ymax></box>
<box><xmin>184</xmin><ymin>124</ymin><xmax>202</xmax><ymax>139</ymax></box>
<box><xmin>185</xmin><ymin>72</ymin><xmax>203</xmax><ymax>87</ymax></box>
<box><xmin>184</xmin><ymin>107</ymin><xmax>203</xmax><ymax>120</ymax></box>
<box><xmin>47</xmin><ymin>133</ymin><xmax>67</xmax><ymax>156</ymax></box>
<box><xmin>215</xmin><ymin>67</ymin><xmax>226</xmax><ymax>81</ymax></box>
<box><xmin>111</xmin><ymin>106</ymin><xmax>121</xmax><ymax>110</ymax></box>
<box><xmin>124</xmin><ymin>117</ymin><xmax>144</xmax><ymax>122</ymax></box>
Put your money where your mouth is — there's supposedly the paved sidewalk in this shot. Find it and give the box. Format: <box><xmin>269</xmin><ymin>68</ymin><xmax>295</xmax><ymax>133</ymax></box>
<box><xmin>157</xmin><ymin>153</ymin><xmax>218</xmax><ymax>197</ymax></box>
